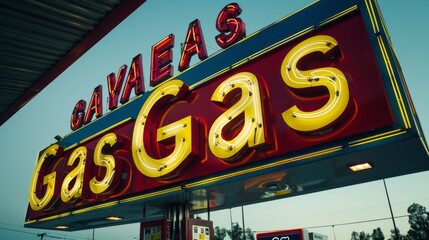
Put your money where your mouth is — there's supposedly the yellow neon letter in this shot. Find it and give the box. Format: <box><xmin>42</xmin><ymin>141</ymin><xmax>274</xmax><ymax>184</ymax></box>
<box><xmin>281</xmin><ymin>35</ymin><xmax>350</xmax><ymax>132</ymax></box>
<box><xmin>90</xmin><ymin>133</ymin><xmax>117</xmax><ymax>194</ymax></box>
<box><xmin>61</xmin><ymin>146</ymin><xmax>87</xmax><ymax>202</ymax></box>
<box><xmin>29</xmin><ymin>144</ymin><xmax>61</xmax><ymax>211</ymax></box>
<box><xmin>209</xmin><ymin>72</ymin><xmax>265</xmax><ymax>161</ymax></box>
<box><xmin>132</xmin><ymin>80</ymin><xmax>196</xmax><ymax>178</ymax></box>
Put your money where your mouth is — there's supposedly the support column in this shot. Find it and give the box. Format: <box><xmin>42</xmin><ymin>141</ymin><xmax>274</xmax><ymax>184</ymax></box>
<box><xmin>165</xmin><ymin>203</ymin><xmax>190</xmax><ymax>240</ymax></box>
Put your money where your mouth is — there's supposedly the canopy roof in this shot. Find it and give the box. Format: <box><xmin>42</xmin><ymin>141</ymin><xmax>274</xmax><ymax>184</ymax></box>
<box><xmin>0</xmin><ymin>0</ymin><xmax>146</xmax><ymax>126</ymax></box>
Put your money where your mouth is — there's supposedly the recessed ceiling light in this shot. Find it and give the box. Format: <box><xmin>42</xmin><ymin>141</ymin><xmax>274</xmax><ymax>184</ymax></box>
<box><xmin>106</xmin><ymin>216</ymin><xmax>123</xmax><ymax>221</ymax></box>
<box><xmin>55</xmin><ymin>225</ymin><xmax>70</xmax><ymax>229</ymax></box>
<box><xmin>349</xmin><ymin>162</ymin><xmax>373</xmax><ymax>172</ymax></box>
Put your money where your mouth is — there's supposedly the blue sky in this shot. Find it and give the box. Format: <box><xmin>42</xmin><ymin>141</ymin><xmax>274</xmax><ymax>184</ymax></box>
<box><xmin>1</xmin><ymin>1</ymin><xmax>429</xmax><ymax>239</ymax></box>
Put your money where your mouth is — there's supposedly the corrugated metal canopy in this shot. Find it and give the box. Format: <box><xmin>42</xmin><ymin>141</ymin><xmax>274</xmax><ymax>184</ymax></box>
<box><xmin>0</xmin><ymin>0</ymin><xmax>146</xmax><ymax>126</ymax></box>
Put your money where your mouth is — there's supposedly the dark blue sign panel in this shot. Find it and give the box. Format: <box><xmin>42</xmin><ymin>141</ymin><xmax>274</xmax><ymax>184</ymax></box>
<box><xmin>258</xmin><ymin>234</ymin><xmax>301</xmax><ymax>240</ymax></box>
<box><xmin>257</xmin><ymin>229</ymin><xmax>307</xmax><ymax>240</ymax></box>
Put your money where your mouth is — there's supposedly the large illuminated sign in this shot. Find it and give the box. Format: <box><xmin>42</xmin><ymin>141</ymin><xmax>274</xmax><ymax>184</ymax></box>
<box><xmin>25</xmin><ymin>0</ymin><xmax>429</xmax><ymax>231</ymax></box>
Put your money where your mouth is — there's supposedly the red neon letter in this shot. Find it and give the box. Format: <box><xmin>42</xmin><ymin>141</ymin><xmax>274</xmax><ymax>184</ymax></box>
<box><xmin>178</xmin><ymin>19</ymin><xmax>208</xmax><ymax>72</ymax></box>
<box><xmin>84</xmin><ymin>85</ymin><xmax>103</xmax><ymax>124</ymax></box>
<box><xmin>151</xmin><ymin>34</ymin><xmax>175</xmax><ymax>86</ymax></box>
<box><xmin>70</xmin><ymin>100</ymin><xmax>86</xmax><ymax>131</ymax></box>
<box><xmin>215</xmin><ymin>3</ymin><xmax>246</xmax><ymax>48</ymax></box>
<box><xmin>120</xmin><ymin>54</ymin><xmax>145</xmax><ymax>104</ymax></box>
<box><xmin>107</xmin><ymin>65</ymin><xmax>127</xmax><ymax>110</ymax></box>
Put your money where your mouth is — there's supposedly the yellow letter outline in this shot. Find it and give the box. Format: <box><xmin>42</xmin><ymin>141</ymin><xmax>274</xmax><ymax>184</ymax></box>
<box><xmin>132</xmin><ymin>80</ymin><xmax>196</xmax><ymax>178</ymax></box>
<box><xmin>209</xmin><ymin>72</ymin><xmax>265</xmax><ymax>161</ymax></box>
<box><xmin>29</xmin><ymin>144</ymin><xmax>61</xmax><ymax>211</ymax></box>
<box><xmin>90</xmin><ymin>133</ymin><xmax>118</xmax><ymax>194</ymax></box>
<box><xmin>61</xmin><ymin>146</ymin><xmax>87</xmax><ymax>202</ymax></box>
<box><xmin>281</xmin><ymin>35</ymin><xmax>350</xmax><ymax>132</ymax></box>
